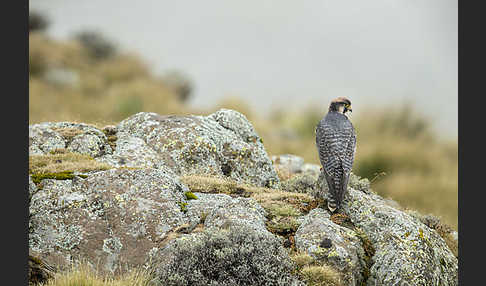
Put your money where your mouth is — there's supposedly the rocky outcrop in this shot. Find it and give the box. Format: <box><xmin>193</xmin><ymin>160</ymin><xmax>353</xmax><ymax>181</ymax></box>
<box><xmin>28</xmin><ymin>111</ymin><xmax>458</xmax><ymax>285</ymax></box>
<box><xmin>340</xmin><ymin>188</ymin><xmax>458</xmax><ymax>285</ymax></box>
<box><xmin>101</xmin><ymin>110</ymin><xmax>279</xmax><ymax>188</ymax></box>
<box><xmin>29</xmin><ymin>168</ymin><xmax>279</xmax><ymax>276</ymax></box>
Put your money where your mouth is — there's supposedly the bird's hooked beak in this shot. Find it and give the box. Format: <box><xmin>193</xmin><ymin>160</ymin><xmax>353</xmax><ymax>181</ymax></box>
<box><xmin>345</xmin><ymin>104</ymin><xmax>352</xmax><ymax>113</ymax></box>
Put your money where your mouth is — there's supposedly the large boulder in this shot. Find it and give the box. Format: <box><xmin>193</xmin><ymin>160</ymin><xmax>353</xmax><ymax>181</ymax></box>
<box><xmin>313</xmin><ymin>177</ymin><xmax>458</xmax><ymax>285</ymax></box>
<box><xmin>342</xmin><ymin>189</ymin><xmax>458</xmax><ymax>285</ymax></box>
<box><xmin>295</xmin><ymin>208</ymin><xmax>367</xmax><ymax>285</ymax></box>
<box><xmin>100</xmin><ymin>110</ymin><xmax>279</xmax><ymax>188</ymax></box>
<box><xmin>28</xmin><ymin>112</ymin><xmax>457</xmax><ymax>286</ymax></box>
<box><xmin>29</xmin><ymin>167</ymin><xmax>189</xmax><ymax>274</ymax></box>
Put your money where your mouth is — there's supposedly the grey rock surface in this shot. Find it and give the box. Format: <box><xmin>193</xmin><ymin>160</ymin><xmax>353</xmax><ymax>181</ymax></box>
<box><xmin>29</xmin><ymin>167</ymin><xmax>189</xmax><ymax>274</ymax></box>
<box><xmin>295</xmin><ymin>208</ymin><xmax>366</xmax><ymax>285</ymax></box>
<box><xmin>186</xmin><ymin>192</ymin><xmax>268</xmax><ymax>234</ymax></box>
<box><xmin>105</xmin><ymin>110</ymin><xmax>279</xmax><ymax>188</ymax></box>
<box><xmin>280</xmin><ymin>173</ymin><xmax>318</xmax><ymax>196</ymax></box>
<box><xmin>29</xmin><ymin>122</ymin><xmax>113</xmax><ymax>157</ymax></box>
<box><xmin>339</xmin><ymin>188</ymin><xmax>458</xmax><ymax>285</ymax></box>
<box><xmin>29</xmin><ymin>168</ymin><xmax>280</xmax><ymax>276</ymax></box>
<box><xmin>28</xmin><ymin>111</ymin><xmax>457</xmax><ymax>286</ymax></box>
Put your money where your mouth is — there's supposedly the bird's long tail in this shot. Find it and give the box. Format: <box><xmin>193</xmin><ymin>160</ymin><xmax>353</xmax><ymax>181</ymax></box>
<box><xmin>328</xmin><ymin>169</ymin><xmax>345</xmax><ymax>213</ymax></box>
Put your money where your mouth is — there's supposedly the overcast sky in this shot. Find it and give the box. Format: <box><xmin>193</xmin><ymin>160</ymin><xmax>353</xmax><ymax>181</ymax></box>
<box><xmin>30</xmin><ymin>0</ymin><xmax>457</xmax><ymax>138</ymax></box>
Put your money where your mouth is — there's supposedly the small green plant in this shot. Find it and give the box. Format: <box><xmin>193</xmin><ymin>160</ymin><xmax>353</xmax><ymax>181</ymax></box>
<box><xmin>177</xmin><ymin>201</ymin><xmax>188</xmax><ymax>213</ymax></box>
<box><xmin>184</xmin><ymin>191</ymin><xmax>198</xmax><ymax>200</ymax></box>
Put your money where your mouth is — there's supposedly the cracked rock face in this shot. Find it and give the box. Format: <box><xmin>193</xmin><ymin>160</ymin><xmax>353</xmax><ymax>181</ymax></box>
<box><xmin>101</xmin><ymin>110</ymin><xmax>279</xmax><ymax>188</ymax></box>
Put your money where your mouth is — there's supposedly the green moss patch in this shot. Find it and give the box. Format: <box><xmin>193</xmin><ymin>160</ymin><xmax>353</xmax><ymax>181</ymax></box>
<box><xmin>30</xmin><ymin>171</ymin><xmax>88</xmax><ymax>185</ymax></box>
<box><xmin>184</xmin><ymin>191</ymin><xmax>198</xmax><ymax>200</ymax></box>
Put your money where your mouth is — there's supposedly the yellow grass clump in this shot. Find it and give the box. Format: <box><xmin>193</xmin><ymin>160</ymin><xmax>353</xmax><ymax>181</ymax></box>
<box><xmin>290</xmin><ymin>251</ymin><xmax>344</xmax><ymax>286</ymax></box>
<box><xmin>40</xmin><ymin>262</ymin><xmax>154</xmax><ymax>286</ymax></box>
<box><xmin>29</xmin><ymin>151</ymin><xmax>112</xmax><ymax>175</ymax></box>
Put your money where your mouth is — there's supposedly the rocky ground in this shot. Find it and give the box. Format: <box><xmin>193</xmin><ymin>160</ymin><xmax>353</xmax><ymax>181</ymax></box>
<box><xmin>29</xmin><ymin>109</ymin><xmax>458</xmax><ymax>286</ymax></box>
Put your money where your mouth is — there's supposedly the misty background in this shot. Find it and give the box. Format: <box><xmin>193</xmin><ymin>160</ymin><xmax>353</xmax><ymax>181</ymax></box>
<box><xmin>29</xmin><ymin>0</ymin><xmax>457</xmax><ymax>139</ymax></box>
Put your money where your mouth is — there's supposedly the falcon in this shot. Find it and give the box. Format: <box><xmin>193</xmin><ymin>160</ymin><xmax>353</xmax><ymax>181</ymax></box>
<box><xmin>315</xmin><ymin>97</ymin><xmax>356</xmax><ymax>212</ymax></box>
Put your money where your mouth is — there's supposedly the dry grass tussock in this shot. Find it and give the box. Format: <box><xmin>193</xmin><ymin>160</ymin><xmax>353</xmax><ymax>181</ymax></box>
<box><xmin>39</xmin><ymin>262</ymin><xmax>154</xmax><ymax>286</ymax></box>
<box><xmin>291</xmin><ymin>252</ymin><xmax>344</xmax><ymax>286</ymax></box>
<box><xmin>180</xmin><ymin>174</ymin><xmax>321</xmax><ymax>238</ymax></box>
<box><xmin>29</xmin><ymin>150</ymin><xmax>112</xmax><ymax>174</ymax></box>
<box><xmin>180</xmin><ymin>174</ymin><xmax>318</xmax><ymax>212</ymax></box>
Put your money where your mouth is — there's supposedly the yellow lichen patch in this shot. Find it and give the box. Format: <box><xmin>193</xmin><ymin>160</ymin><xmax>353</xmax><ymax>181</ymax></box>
<box><xmin>29</xmin><ymin>152</ymin><xmax>112</xmax><ymax>174</ymax></box>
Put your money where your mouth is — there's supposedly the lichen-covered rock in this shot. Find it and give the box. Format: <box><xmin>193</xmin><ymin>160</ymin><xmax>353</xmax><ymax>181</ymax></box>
<box><xmin>98</xmin><ymin>136</ymin><xmax>164</xmax><ymax>169</ymax></box>
<box><xmin>29</xmin><ymin>167</ymin><xmax>191</xmax><ymax>274</ymax></box>
<box><xmin>271</xmin><ymin>154</ymin><xmax>305</xmax><ymax>175</ymax></box>
<box><xmin>191</xmin><ymin>193</ymin><xmax>268</xmax><ymax>233</ymax></box>
<box><xmin>29</xmin><ymin>122</ymin><xmax>113</xmax><ymax>157</ymax></box>
<box><xmin>295</xmin><ymin>208</ymin><xmax>366</xmax><ymax>285</ymax></box>
<box><xmin>29</xmin><ymin>175</ymin><xmax>37</xmax><ymax>199</ymax></box>
<box><xmin>106</xmin><ymin>110</ymin><xmax>279</xmax><ymax>188</ymax></box>
<box><xmin>337</xmin><ymin>188</ymin><xmax>458</xmax><ymax>285</ymax></box>
<box><xmin>29</xmin><ymin>124</ymin><xmax>66</xmax><ymax>155</ymax></box>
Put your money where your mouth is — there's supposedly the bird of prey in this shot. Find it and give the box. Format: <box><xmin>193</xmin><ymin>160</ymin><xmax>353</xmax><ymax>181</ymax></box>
<box><xmin>315</xmin><ymin>97</ymin><xmax>356</xmax><ymax>212</ymax></box>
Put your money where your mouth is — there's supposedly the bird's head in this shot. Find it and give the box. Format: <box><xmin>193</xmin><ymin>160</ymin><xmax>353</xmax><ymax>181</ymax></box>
<box><xmin>329</xmin><ymin>97</ymin><xmax>352</xmax><ymax>116</ymax></box>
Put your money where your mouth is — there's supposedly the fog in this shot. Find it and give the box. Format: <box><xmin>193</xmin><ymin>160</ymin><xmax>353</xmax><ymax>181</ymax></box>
<box><xmin>30</xmin><ymin>0</ymin><xmax>457</xmax><ymax>138</ymax></box>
